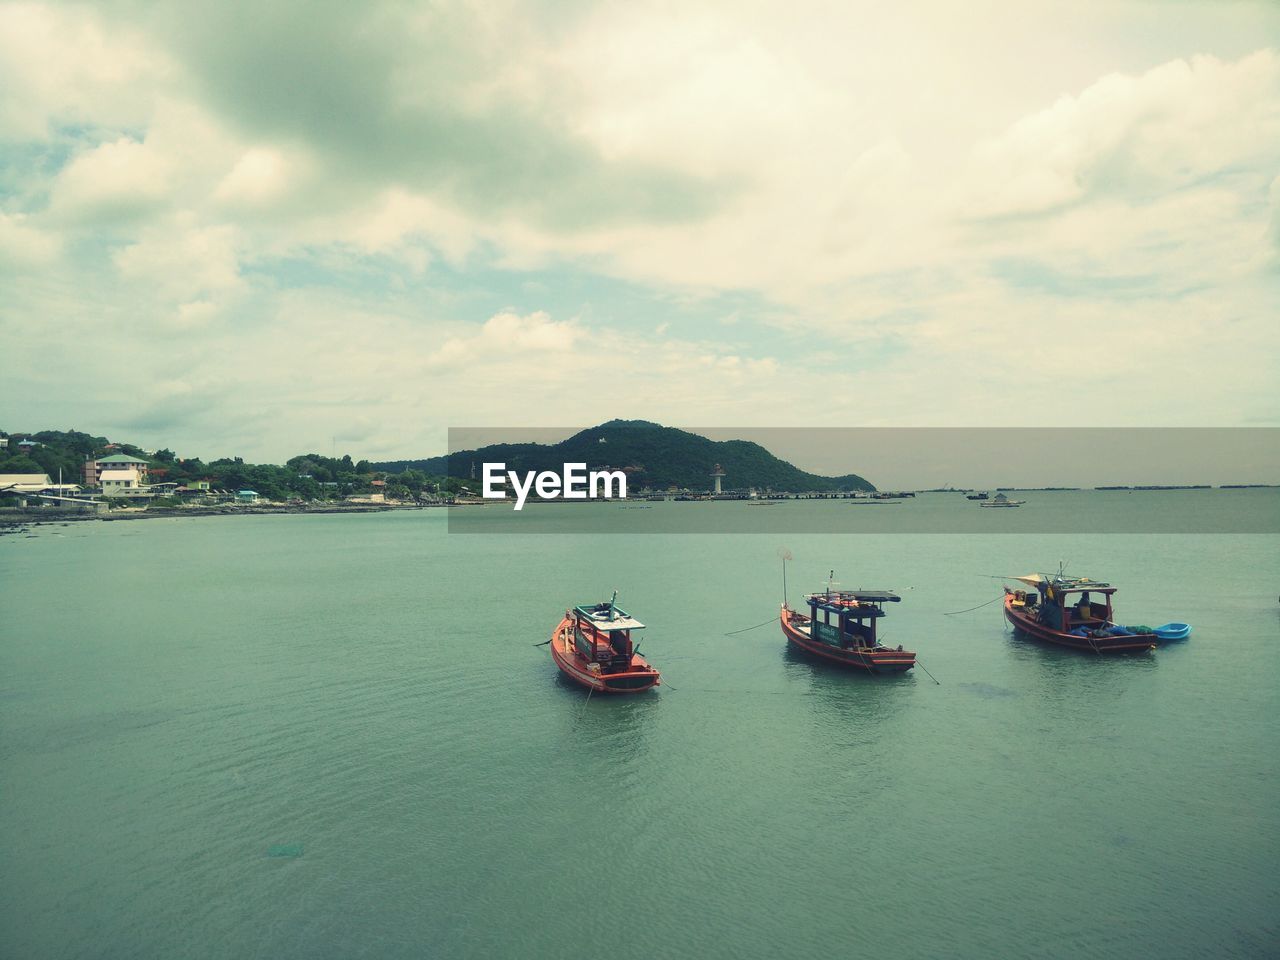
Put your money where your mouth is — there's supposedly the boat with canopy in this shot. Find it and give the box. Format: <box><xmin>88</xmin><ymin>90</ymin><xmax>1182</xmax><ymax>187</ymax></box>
<box><xmin>979</xmin><ymin>492</ymin><xmax>1024</xmax><ymax>507</ymax></box>
<box><xmin>780</xmin><ymin>574</ymin><xmax>916</xmax><ymax>673</ymax></box>
<box><xmin>549</xmin><ymin>594</ymin><xmax>660</xmax><ymax>693</ymax></box>
<box><xmin>1003</xmin><ymin>574</ymin><xmax>1177</xmax><ymax>652</ymax></box>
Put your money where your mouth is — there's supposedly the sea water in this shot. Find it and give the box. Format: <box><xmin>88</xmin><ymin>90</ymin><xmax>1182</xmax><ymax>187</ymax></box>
<box><xmin>1</xmin><ymin>499</ymin><xmax>1277</xmax><ymax>958</ymax></box>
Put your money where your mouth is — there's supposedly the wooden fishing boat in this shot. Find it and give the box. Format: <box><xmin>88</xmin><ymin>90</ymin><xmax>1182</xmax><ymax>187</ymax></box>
<box><xmin>1003</xmin><ymin>574</ymin><xmax>1157</xmax><ymax>653</ymax></box>
<box><xmin>979</xmin><ymin>492</ymin><xmax>1024</xmax><ymax>507</ymax></box>
<box><xmin>549</xmin><ymin>596</ymin><xmax>660</xmax><ymax>693</ymax></box>
<box><xmin>780</xmin><ymin>580</ymin><xmax>916</xmax><ymax>673</ymax></box>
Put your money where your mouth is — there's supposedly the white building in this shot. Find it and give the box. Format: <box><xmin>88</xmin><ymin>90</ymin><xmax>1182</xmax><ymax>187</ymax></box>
<box><xmin>0</xmin><ymin>473</ymin><xmax>83</xmax><ymax>503</ymax></box>
<box><xmin>91</xmin><ymin>454</ymin><xmax>151</xmax><ymax>497</ymax></box>
<box><xmin>86</xmin><ymin>454</ymin><xmax>150</xmax><ymax>488</ymax></box>
<box><xmin>100</xmin><ymin>469</ymin><xmax>150</xmax><ymax>497</ymax></box>
<box><xmin>0</xmin><ymin>473</ymin><xmax>57</xmax><ymax>493</ymax></box>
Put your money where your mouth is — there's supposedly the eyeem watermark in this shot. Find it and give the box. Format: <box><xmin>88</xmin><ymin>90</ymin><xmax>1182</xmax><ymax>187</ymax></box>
<box><xmin>483</xmin><ymin>462</ymin><xmax>627</xmax><ymax>510</ymax></box>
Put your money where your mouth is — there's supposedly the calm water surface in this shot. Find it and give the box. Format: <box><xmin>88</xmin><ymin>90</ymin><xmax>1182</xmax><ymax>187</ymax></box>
<box><xmin>2</xmin><ymin>505</ymin><xmax>1277</xmax><ymax>958</ymax></box>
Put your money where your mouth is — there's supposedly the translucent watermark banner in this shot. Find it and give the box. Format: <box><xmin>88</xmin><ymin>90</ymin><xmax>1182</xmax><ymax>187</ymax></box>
<box><xmin>440</xmin><ymin>426</ymin><xmax>1280</xmax><ymax>533</ymax></box>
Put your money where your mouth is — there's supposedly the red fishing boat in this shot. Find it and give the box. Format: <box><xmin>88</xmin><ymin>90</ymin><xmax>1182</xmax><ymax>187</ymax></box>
<box><xmin>1003</xmin><ymin>574</ymin><xmax>1157</xmax><ymax>653</ymax></box>
<box><xmin>780</xmin><ymin>577</ymin><xmax>916</xmax><ymax>673</ymax></box>
<box><xmin>549</xmin><ymin>595</ymin><xmax>660</xmax><ymax>693</ymax></box>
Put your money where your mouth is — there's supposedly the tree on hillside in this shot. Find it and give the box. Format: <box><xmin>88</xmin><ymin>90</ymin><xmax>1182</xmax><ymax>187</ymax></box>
<box><xmin>0</xmin><ymin>455</ymin><xmax>43</xmax><ymax>474</ymax></box>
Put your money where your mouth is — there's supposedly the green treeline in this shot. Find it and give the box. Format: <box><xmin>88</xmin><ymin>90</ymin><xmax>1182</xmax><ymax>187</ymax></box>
<box><xmin>0</xmin><ymin>429</ymin><xmax>468</xmax><ymax>501</ymax></box>
<box><xmin>3</xmin><ymin>421</ymin><xmax>877</xmax><ymax>499</ymax></box>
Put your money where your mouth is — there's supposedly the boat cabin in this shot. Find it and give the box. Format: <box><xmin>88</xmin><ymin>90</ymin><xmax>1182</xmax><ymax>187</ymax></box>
<box><xmin>1011</xmin><ymin>575</ymin><xmax>1115</xmax><ymax>633</ymax></box>
<box><xmin>804</xmin><ymin>590</ymin><xmax>901</xmax><ymax>650</ymax></box>
<box><xmin>571</xmin><ymin>601</ymin><xmax>645</xmax><ymax>672</ymax></box>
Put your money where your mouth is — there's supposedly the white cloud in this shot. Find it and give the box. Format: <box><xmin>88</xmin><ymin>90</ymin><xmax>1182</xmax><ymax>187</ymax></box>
<box><xmin>964</xmin><ymin>51</ymin><xmax>1280</xmax><ymax>219</ymax></box>
<box><xmin>112</xmin><ymin>217</ymin><xmax>244</xmax><ymax>305</ymax></box>
<box><xmin>0</xmin><ymin>210</ymin><xmax>60</xmax><ymax>269</ymax></box>
<box><xmin>49</xmin><ymin>136</ymin><xmax>174</xmax><ymax>220</ymax></box>
<box><xmin>425</xmin><ymin>310</ymin><xmax>579</xmax><ymax>369</ymax></box>
<box><xmin>172</xmin><ymin>299</ymin><xmax>220</xmax><ymax>330</ymax></box>
<box><xmin>0</xmin><ymin>3</ymin><xmax>167</xmax><ymax>140</ymax></box>
<box><xmin>214</xmin><ymin>148</ymin><xmax>290</xmax><ymax>207</ymax></box>
<box><xmin>1268</xmin><ymin>173</ymin><xmax>1280</xmax><ymax>266</ymax></box>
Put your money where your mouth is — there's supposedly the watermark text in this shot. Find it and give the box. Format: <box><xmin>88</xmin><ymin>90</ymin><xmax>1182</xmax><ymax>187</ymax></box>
<box><xmin>482</xmin><ymin>462</ymin><xmax>627</xmax><ymax>510</ymax></box>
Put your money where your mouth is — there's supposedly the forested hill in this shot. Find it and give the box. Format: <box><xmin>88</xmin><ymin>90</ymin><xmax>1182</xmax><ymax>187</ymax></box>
<box><xmin>373</xmin><ymin>421</ymin><xmax>875</xmax><ymax>492</ymax></box>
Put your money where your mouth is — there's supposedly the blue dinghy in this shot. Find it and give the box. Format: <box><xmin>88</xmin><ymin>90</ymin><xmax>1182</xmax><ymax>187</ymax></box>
<box><xmin>1153</xmin><ymin>622</ymin><xmax>1192</xmax><ymax>641</ymax></box>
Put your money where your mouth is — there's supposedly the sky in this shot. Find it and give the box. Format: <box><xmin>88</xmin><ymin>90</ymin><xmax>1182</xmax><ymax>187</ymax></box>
<box><xmin>2</xmin><ymin>0</ymin><xmax>1278</xmax><ymax>469</ymax></box>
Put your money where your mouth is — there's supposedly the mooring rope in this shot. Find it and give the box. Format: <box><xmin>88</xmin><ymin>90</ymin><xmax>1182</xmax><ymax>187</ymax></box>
<box><xmin>942</xmin><ymin>594</ymin><xmax>1006</xmax><ymax>616</ymax></box>
<box><xmin>724</xmin><ymin>615</ymin><xmax>781</xmax><ymax>636</ymax></box>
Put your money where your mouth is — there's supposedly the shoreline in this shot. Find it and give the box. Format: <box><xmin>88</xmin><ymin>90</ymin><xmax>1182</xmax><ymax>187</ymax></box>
<box><xmin>0</xmin><ymin>502</ymin><xmax>441</xmax><ymax>533</ymax></box>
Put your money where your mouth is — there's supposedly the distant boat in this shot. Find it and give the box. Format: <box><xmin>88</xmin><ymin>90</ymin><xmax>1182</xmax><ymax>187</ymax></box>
<box><xmin>549</xmin><ymin>596</ymin><xmax>660</xmax><ymax>693</ymax></box>
<box><xmin>1003</xmin><ymin>574</ymin><xmax>1160</xmax><ymax>653</ymax></box>
<box><xmin>966</xmin><ymin>491</ymin><xmax>990</xmax><ymax>500</ymax></box>
<box><xmin>780</xmin><ymin>577</ymin><xmax>916</xmax><ymax>673</ymax></box>
<box><xmin>980</xmin><ymin>493</ymin><xmax>1024</xmax><ymax>507</ymax></box>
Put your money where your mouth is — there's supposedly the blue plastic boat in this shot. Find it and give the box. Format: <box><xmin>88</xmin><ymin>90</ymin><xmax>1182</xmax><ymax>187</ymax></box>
<box><xmin>1153</xmin><ymin>622</ymin><xmax>1192</xmax><ymax>641</ymax></box>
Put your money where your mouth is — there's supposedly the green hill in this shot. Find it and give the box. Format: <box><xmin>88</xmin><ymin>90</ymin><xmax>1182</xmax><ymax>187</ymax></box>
<box><xmin>373</xmin><ymin>421</ymin><xmax>875</xmax><ymax>492</ymax></box>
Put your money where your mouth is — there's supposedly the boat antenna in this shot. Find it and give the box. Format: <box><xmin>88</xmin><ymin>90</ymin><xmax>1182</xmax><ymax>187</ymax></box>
<box><xmin>827</xmin><ymin>570</ymin><xmax>836</xmax><ymax>597</ymax></box>
<box><xmin>608</xmin><ymin>589</ymin><xmax>617</xmax><ymax>621</ymax></box>
<box><xmin>778</xmin><ymin>547</ymin><xmax>793</xmax><ymax>607</ymax></box>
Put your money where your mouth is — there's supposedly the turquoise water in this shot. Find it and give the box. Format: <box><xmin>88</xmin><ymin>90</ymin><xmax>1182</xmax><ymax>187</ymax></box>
<box><xmin>2</xmin><ymin>508</ymin><xmax>1278</xmax><ymax>958</ymax></box>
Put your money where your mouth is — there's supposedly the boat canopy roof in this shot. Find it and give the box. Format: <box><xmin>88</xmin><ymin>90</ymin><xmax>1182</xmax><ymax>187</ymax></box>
<box><xmin>1014</xmin><ymin>573</ymin><xmax>1114</xmax><ymax>594</ymax></box>
<box><xmin>573</xmin><ymin>603</ymin><xmax>645</xmax><ymax>632</ymax></box>
<box><xmin>809</xmin><ymin>589</ymin><xmax>901</xmax><ymax>603</ymax></box>
<box><xmin>806</xmin><ymin>590</ymin><xmax>900</xmax><ymax>617</ymax></box>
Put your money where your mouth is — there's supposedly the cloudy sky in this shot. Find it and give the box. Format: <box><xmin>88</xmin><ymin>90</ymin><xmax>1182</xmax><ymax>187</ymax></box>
<box><xmin>2</xmin><ymin>0</ymin><xmax>1278</xmax><ymax>465</ymax></box>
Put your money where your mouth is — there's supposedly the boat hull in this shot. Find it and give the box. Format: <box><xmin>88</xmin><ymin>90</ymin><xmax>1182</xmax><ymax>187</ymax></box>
<box><xmin>549</xmin><ymin>616</ymin><xmax>660</xmax><ymax>693</ymax></box>
<box><xmin>1003</xmin><ymin>594</ymin><xmax>1156</xmax><ymax>653</ymax></box>
<box><xmin>780</xmin><ymin>606</ymin><xmax>915</xmax><ymax>673</ymax></box>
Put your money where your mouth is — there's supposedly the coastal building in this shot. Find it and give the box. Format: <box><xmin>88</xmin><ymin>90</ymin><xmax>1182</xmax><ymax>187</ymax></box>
<box><xmin>710</xmin><ymin>464</ymin><xmax>726</xmax><ymax>495</ymax></box>
<box><xmin>85</xmin><ymin>454</ymin><xmax>150</xmax><ymax>488</ymax></box>
<box><xmin>175</xmin><ymin>482</ymin><xmax>214</xmax><ymax>499</ymax></box>
<box><xmin>236</xmin><ymin>490</ymin><xmax>260</xmax><ymax>503</ymax></box>
<box><xmin>100</xmin><ymin>469</ymin><xmax>149</xmax><ymax>497</ymax></box>
<box><xmin>0</xmin><ymin>473</ymin><xmax>58</xmax><ymax>493</ymax></box>
<box><xmin>0</xmin><ymin>473</ymin><xmax>83</xmax><ymax>506</ymax></box>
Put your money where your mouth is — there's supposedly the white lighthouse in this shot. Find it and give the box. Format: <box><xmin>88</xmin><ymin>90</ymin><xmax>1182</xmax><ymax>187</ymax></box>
<box><xmin>710</xmin><ymin>464</ymin><xmax>726</xmax><ymax>495</ymax></box>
